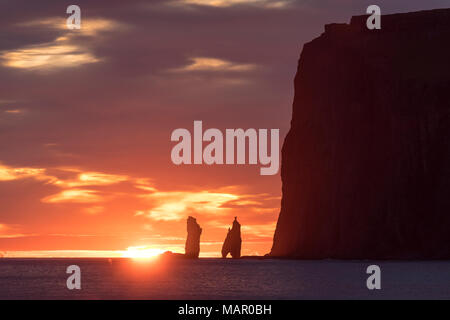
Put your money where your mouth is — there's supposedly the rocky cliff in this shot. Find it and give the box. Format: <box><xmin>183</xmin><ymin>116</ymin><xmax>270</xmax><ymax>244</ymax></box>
<box><xmin>222</xmin><ymin>217</ymin><xmax>242</xmax><ymax>258</ymax></box>
<box><xmin>185</xmin><ymin>216</ymin><xmax>202</xmax><ymax>258</ymax></box>
<box><xmin>270</xmin><ymin>9</ymin><xmax>450</xmax><ymax>259</ymax></box>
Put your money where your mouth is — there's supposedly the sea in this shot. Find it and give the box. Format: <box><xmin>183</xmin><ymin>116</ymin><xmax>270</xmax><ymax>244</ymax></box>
<box><xmin>0</xmin><ymin>258</ymin><xmax>449</xmax><ymax>299</ymax></box>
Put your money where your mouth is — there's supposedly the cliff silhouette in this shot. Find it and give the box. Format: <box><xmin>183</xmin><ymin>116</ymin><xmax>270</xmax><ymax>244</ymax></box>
<box><xmin>185</xmin><ymin>216</ymin><xmax>202</xmax><ymax>258</ymax></box>
<box><xmin>270</xmin><ymin>9</ymin><xmax>450</xmax><ymax>259</ymax></box>
<box><xmin>222</xmin><ymin>217</ymin><xmax>242</xmax><ymax>258</ymax></box>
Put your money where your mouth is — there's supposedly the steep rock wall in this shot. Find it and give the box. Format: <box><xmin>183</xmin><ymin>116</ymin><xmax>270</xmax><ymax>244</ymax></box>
<box><xmin>271</xmin><ymin>9</ymin><xmax>450</xmax><ymax>259</ymax></box>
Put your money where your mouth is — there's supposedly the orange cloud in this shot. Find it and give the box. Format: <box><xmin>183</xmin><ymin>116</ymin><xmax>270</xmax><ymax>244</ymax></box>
<box><xmin>4</xmin><ymin>109</ymin><xmax>23</xmax><ymax>114</ymax></box>
<box><xmin>42</xmin><ymin>189</ymin><xmax>103</xmax><ymax>203</ymax></box>
<box><xmin>175</xmin><ymin>0</ymin><xmax>292</xmax><ymax>8</ymax></box>
<box><xmin>171</xmin><ymin>57</ymin><xmax>258</xmax><ymax>73</ymax></box>
<box><xmin>54</xmin><ymin>171</ymin><xmax>129</xmax><ymax>187</ymax></box>
<box><xmin>136</xmin><ymin>190</ymin><xmax>239</xmax><ymax>221</ymax></box>
<box><xmin>2</xmin><ymin>18</ymin><xmax>124</xmax><ymax>70</ymax></box>
<box><xmin>17</xmin><ymin>17</ymin><xmax>123</xmax><ymax>35</ymax></box>
<box><xmin>0</xmin><ymin>224</ymin><xmax>37</xmax><ymax>239</ymax></box>
<box><xmin>0</xmin><ymin>164</ymin><xmax>50</xmax><ymax>182</ymax></box>
<box><xmin>0</xmin><ymin>164</ymin><xmax>134</xmax><ymax>204</ymax></box>
<box><xmin>1</xmin><ymin>43</ymin><xmax>98</xmax><ymax>70</ymax></box>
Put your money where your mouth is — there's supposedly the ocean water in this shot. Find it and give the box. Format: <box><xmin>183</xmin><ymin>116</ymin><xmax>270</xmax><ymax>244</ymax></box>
<box><xmin>0</xmin><ymin>258</ymin><xmax>449</xmax><ymax>299</ymax></box>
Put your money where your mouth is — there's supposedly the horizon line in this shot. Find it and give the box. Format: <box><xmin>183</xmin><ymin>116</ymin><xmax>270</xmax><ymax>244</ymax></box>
<box><xmin>0</xmin><ymin>250</ymin><xmax>224</xmax><ymax>259</ymax></box>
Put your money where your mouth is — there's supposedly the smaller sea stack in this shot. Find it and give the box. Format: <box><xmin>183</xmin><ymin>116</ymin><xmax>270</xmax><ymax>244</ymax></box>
<box><xmin>221</xmin><ymin>217</ymin><xmax>242</xmax><ymax>258</ymax></box>
<box><xmin>185</xmin><ymin>216</ymin><xmax>202</xmax><ymax>258</ymax></box>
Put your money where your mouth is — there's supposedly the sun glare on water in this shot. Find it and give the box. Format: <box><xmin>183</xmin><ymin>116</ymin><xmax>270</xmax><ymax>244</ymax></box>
<box><xmin>122</xmin><ymin>246</ymin><xmax>166</xmax><ymax>260</ymax></box>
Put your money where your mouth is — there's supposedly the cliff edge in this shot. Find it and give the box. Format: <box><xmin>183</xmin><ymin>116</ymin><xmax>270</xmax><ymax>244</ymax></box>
<box><xmin>270</xmin><ymin>9</ymin><xmax>450</xmax><ymax>259</ymax></box>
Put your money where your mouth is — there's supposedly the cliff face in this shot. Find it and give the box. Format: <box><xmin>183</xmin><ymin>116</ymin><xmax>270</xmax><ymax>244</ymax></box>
<box><xmin>271</xmin><ymin>9</ymin><xmax>450</xmax><ymax>259</ymax></box>
<box><xmin>185</xmin><ymin>216</ymin><xmax>202</xmax><ymax>258</ymax></box>
<box><xmin>222</xmin><ymin>217</ymin><xmax>242</xmax><ymax>258</ymax></box>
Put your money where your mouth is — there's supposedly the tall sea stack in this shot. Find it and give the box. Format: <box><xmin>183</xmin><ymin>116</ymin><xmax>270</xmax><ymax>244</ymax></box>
<box><xmin>271</xmin><ymin>9</ymin><xmax>450</xmax><ymax>259</ymax></box>
<box><xmin>222</xmin><ymin>217</ymin><xmax>242</xmax><ymax>258</ymax></box>
<box><xmin>185</xmin><ymin>216</ymin><xmax>202</xmax><ymax>258</ymax></box>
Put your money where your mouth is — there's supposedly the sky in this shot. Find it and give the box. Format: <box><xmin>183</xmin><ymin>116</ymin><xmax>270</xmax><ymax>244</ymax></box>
<box><xmin>0</xmin><ymin>0</ymin><xmax>448</xmax><ymax>258</ymax></box>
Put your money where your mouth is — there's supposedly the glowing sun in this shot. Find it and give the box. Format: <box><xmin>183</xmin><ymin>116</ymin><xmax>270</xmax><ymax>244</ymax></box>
<box><xmin>122</xmin><ymin>246</ymin><xmax>166</xmax><ymax>259</ymax></box>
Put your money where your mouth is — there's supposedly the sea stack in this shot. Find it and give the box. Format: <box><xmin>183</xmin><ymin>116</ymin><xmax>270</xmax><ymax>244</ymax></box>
<box><xmin>185</xmin><ymin>216</ymin><xmax>202</xmax><ymax>258</ymax></box>
<box><xmin>221</xmin><ymin>217</ymin><xmax>242</xmax><ymax>258</ymax></box>
<box><xmin>271</xmin><ymin>9</ymin><xmax>450</xmax><ymax>259</ymax></box>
